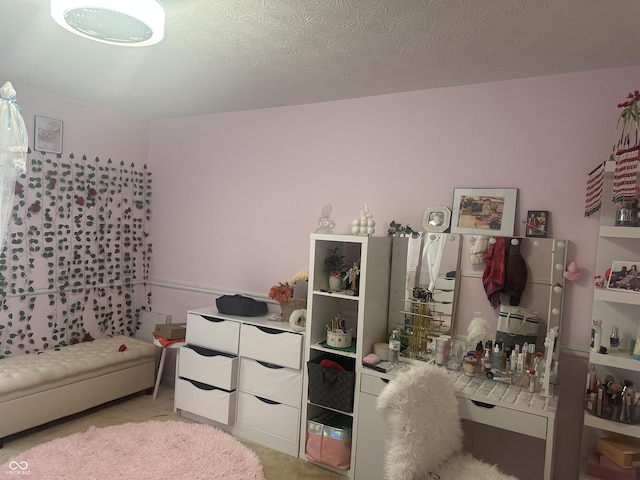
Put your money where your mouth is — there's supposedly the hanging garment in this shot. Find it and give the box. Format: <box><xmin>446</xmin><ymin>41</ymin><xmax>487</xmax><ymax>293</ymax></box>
<box><xmin>503</xmin><ymin>239</ymin><xmax>528</xmax><ymax>306</ymax></box>
<box><xmin>482</xmin><ymin>237</ymin><xmax>505</xmax><ymax>309</ymax></box>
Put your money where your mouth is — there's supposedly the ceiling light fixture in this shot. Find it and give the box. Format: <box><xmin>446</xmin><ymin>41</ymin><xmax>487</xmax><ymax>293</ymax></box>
<box><xmin>50</xmin><ymin>0</ymin><xmax>165</xmax><ymax>47</ymax></box>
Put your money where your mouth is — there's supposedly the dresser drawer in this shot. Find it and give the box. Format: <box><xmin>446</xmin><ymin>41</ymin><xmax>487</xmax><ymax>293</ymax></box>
<box><xmin>235</xmin><ymin>391</ymin><xmax>299</xmax><ymax>443</ymax></box>
<box><xmin>457</xmin><ymin>398</ymin><xmax>548</xmax><ymax>440</ymax></box>
<box><xmin>186</xmin><ymin>313</ymin><xmax>240</xmax><ymax>354</ymax></box>
<box><xmin>175</xmin><ymin>378</ymin><xmax>236</xmax><ymax>425</ymax></box>
<box><xmin>238</xmin><ymin>357</ymin><xmax>302</xmax><ymax>407</ymax></box>
<box><xmin>179</xmin><ymin>345</ymin><xmax>238</xmax><ymax>391</ymax></box>
<box><xmin>239</xmin><ymin>324</ymin><xmax>302</xmax><ymax>370</ymax></box>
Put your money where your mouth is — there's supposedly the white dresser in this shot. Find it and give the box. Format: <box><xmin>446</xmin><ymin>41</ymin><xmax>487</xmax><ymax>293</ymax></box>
<box><xmin>175</xmin><ymin>307</ymin><xmax>304</xmax><ymax>456</ymax></box>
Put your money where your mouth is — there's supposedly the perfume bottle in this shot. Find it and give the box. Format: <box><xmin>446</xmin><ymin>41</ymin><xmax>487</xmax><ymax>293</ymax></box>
<box><xmin>610</xmin><ymin>325</ymin><xmax>620</xmax><ymax>352</ymax></box>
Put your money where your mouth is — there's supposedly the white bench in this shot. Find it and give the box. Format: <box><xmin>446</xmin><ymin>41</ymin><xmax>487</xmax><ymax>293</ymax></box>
<box><xmin>0</xmin><ymin>335</ymin><xmax>159</xmax><ymax>446</ymax></box>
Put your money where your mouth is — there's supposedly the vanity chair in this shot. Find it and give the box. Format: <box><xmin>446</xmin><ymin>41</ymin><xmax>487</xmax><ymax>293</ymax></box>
<box><xmin>375</xmin><ymin>363</ymin><xmax>517</xmax><ymax>480</ymax></box>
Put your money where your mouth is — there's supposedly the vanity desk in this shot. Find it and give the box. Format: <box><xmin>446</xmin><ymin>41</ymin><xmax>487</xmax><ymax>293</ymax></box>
<box><xmin>357</xmin><ymin>366</ymin><xmax>558</xmax><ymax>480</ymax></box>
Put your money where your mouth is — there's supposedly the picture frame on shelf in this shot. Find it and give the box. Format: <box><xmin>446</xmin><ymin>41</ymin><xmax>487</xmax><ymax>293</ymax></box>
<box><xmin>606</xmin><ymin>260</ymin><xmax>640</xmax><ymax>292</ymax></box>
<box><xmin>34</xmin><ymin>116</ymin><xmax>63</xmax><ymax>154</ymax></box>
<box><xmin>422</xmin><ymin>206</ymin><xmax>451</xmax><ymax>233</ymax></box>
<box><xmin>450</xmin><ymin>188</ymin><xmax>517</xmax><ymax>236</ymax></box>
<box><xmin>526</xmin><ymin>210</ymin><xmax>549</xmax><ymax>238</ymax></box>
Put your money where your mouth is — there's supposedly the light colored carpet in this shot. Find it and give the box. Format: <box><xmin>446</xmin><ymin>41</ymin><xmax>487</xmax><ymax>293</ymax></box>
<box><xmin>0</xmin><ymin>386</ymin><xmax>342</xmax><ymax>480</ymax></box>
<box><xmin>1</xmin><ymin>420</ymin><xmax>264</xmax><ymax>479</ymax></box>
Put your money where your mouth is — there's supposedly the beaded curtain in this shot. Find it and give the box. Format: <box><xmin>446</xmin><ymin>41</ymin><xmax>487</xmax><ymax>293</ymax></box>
<box><xmin>0</xmin><ymin>153</ymin><xmax>152</xmax><ymax>358</ymax></box>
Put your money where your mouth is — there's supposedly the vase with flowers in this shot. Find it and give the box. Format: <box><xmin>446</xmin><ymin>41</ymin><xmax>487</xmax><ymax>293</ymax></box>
<box><xmin>324</xmin><ymin>247</ymin><xmax>345</xmax><ymax>291</ymax></box>
<box><xmin>268</xmin><ymin>269</ymin><xmax>309</xmax><ymax>322</ymax></box>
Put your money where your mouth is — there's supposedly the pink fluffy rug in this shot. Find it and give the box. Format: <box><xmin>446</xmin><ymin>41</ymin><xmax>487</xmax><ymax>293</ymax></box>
<box><xmin>1</xmin><ymin>420</ymin><xmax>264</xmax><ymax>479</ymax></box>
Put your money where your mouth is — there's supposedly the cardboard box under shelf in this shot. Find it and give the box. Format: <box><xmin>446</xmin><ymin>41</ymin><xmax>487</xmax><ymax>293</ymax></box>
<box><xmin>154</xmin><ymin>323</ymin><xmax>186</xmax><ymax>340</ymax></box>
<box><xmin>597</xmin><ymin>436</ymin><xmax>640</xmax><ymax>469</ymax></box>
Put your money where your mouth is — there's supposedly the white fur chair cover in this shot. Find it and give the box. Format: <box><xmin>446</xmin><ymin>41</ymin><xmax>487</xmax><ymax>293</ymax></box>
<box><xmin>375</xmin><ymin>363</ymin><xmax>518</xmax><ymax>480</ymax></box>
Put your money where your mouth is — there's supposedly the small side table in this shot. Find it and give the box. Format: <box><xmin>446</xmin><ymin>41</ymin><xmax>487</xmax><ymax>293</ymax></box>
<box><xmin>152</xmin><ymin>336</ymin><xmax>186</xmax><ymax>399</ymax></box>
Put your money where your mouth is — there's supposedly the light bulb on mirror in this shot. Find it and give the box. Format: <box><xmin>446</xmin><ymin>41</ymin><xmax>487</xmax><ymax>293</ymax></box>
<box><xmin>552</xmin><ymin>308</ymin><xmax>560</xmax><ymax>316</ymax></box>
<box><xmin>553</xmin><ymin>284</ymin><xmax>563</xmax><ymax>294</ymax></box>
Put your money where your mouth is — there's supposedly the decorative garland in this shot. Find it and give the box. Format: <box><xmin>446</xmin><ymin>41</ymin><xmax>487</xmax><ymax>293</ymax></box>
<box><xmin>0</xmin><ymin>152</ymin><xmax>152</xmax><ymax>358</ymax></box>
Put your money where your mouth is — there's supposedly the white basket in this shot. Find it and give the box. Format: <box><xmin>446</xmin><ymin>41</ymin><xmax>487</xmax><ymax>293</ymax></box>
<box><xmin>327</xmin><ymin>331</ymin><xmax>352</xmax><ymax>348</ymax></box>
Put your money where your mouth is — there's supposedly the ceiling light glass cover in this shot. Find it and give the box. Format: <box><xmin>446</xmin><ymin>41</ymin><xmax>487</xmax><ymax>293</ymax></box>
<box><xmin>50</xmin><ymin>0</ymin><xmax>165</xmax><ymax>46</ymax></box>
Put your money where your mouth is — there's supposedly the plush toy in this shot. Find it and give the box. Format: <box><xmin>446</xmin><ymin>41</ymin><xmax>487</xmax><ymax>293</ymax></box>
<box><xmin>289</xmin><ymin>308</ymin><xmax>306</xmax><ymax>332</ymax></box>
<box><xmin>563</xmin><ymin>261</ymin><xmax>582</xmax><ymax>281</ymax></box>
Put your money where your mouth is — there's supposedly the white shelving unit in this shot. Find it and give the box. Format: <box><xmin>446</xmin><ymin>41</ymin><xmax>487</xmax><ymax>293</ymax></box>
<box><xmin>299</xmin><ymin>233</ymin><xmax>392</xmax><ymax>478</ymax></box>
<box><xmin>580</xmin><ymin>161</ymin><xmax>640</xmax><ymax>479</ymax></box>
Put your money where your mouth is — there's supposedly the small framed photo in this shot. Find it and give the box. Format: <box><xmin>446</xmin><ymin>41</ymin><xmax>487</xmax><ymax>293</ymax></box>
<box><xmin>607</xmin><ymin>261</ymin><xmax>640</xmax><ymax>291</ymax></box>
<box><xmin>422</xmin><ymin>206</ymin><xmax>451</xmax><ymax>233</ymax></box>
<box><xmin>34</xmin><ymin>116</ymin><xmax>63</xmax><ymax>154</ymax></box>
<box><xmin>525</xmin><ymin>210</ymin><xmax>549</xmax><ymax>238</ymax></box>
<box><xmin>450</xmin><ymin>188</ymin><xmax>517</xmax><ymax>236</ymax></box>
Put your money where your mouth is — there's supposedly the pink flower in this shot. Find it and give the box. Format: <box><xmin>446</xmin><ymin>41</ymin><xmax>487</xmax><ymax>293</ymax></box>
<box><xmin>76</xmin><ymin>196</ymin><xmax>85</xmax><ymax>206</ymax></box>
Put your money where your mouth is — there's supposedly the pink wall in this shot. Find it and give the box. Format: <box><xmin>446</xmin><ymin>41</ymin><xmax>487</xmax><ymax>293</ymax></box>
<box><xmin>8</xmin><ymin>82</ymin><xmax>149</xmax><ymax>164</ymax></box>
<box><xmin>148</xmin><ymin>66</ymin><xmax>639</xmax><ymax>350</ymax></box>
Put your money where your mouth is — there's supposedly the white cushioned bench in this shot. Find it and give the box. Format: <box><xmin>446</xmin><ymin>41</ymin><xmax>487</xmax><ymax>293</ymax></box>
<box><xmin>0</xmin><ymin>335</ymin><xmax>159</xmax><ymax>446</ymax></box>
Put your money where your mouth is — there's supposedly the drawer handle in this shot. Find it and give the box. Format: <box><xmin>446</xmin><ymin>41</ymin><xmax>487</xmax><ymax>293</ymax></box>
<box><xmin>471</xmin><ymin>400</ymin><xmax>496</xmax><ymax>409</ymax></box>
<box><xmin>254</xmin><ymin>395</ymin><xmax>280</xmax><ymax>405</ymax></box>
<box><xmin>182</xmin><ymin>378</ymin><xmax>232</xmax><ymax>393</ymax></box>
<box><xmin>254</xmin><ymin>325</ymin><xmax>287</xmax><ymax>335</ymax></box>
<box><xmin>201</xmin><ymin>315</ymin><xmax>225</xmax><ymax>323</ymax></box>
<box><xmin>257</xmin><ymin>360</ymin><xmax>284</xmax><ymax>370</ymax></box>
<box><xmin>185</xmin><ymin>345</ymin><xmax>235</xmax><ymax>358</ymax></box>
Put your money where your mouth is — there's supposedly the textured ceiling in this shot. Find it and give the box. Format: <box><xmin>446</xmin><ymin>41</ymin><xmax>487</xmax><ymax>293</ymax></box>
<box><xmin>2</xmin><ymin>0</ymin><xmax>640</xmax><ymax>119</ymax></box>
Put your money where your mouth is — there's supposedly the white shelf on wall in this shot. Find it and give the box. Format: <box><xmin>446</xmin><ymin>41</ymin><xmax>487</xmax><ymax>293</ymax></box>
<box><xmin>588</xmin><ymin>350</ymin><xmax>640</xmax><ymax>370</ymax></box>
<box><xmin>583</xmin><ymin>412</ymin><xmax>640</xmax><ymax>437</ymax></box>
<box><xmin>599</xmin><ymin>225</ymin><xmax>640</xmax><ymax>239</ymax></box>
<box><xmin>594</xmin><ymin>288</ymin><xmax>640</xmax><ymax>305</ymax></box>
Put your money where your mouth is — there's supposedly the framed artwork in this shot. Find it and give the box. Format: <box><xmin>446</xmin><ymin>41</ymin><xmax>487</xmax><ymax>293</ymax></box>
<box><xmin>450</xmin><ymin>188</ymin><xmax>517</xmax><ymax>236</ymax></box>
<box><xmin>422</xmin><ymin>206</ymin><xmax>451</xmax><ymax>233</ymax></box>
<box><xmin>526</xmin><ymin>210</ymin><xmax>549</xmax><ymax>237</ymax></box>
<box><xmin>607</xmin><ymin>261</ymin><xmax>640</xmax><ymax>292</ymax></box>
<box><xmin>34</xmin><ymin>116</ymin><xmax>63</xmax><ymax>154</ymax></box>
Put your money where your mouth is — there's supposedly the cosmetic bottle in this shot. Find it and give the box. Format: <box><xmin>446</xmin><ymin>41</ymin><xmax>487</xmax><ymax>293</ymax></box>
<box><xmin>389</xmin><ymin>329</ymin><xmax>401</xmax><ymax>365</ymax></box>
<box><xmin>511</xmin><ymin>345</ymin><xmax>519</xmax><ymax>372</ymax></box>
<box><xmin>591</xmin><ymin>319</ymin><xmax>602</xmax><ymax>352</ymax></box>
<box><xmin>610</xmin><ymin>325</ymin><xmax>620</xmax><ymax>352</ymax></box>
<box><xmin>493</xmin><ymin>343</ymin><xmax>501</xmax><ymax>369</ymax></box>
<box><xmin>528</xmin><ymin>369</ymin><xmax>536</xmax><ymax>393</ymax></box>
<box><xmin>587</xmin><ymin>363</ymin><xmax>598</xmax><ymax>392</ymax></box>
<box><xmin>500</xmin><ymin>347</ymin><xmax>508</xmax><ymax>370</ymax></box>
<box><xmin>483</xmin><ymin>349</ymin><xmax>492</xmax><ymax>371</ymax></box>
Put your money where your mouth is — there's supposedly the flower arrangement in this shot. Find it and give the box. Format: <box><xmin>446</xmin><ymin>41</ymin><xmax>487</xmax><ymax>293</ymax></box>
<box><xmin>617</xmin><ymin>90</ymin><xmax>640</xmax><ymax>129</ymax></box>
<box><xmin>268</xmin><ymin>269</ymin><xmax>309</xmax><ymax>303</ymax></box>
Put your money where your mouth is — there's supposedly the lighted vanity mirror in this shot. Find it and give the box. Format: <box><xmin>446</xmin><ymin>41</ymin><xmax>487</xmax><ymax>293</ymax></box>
<box><xmin>389</xmin><ymin>233</ymin><xmax>567</xmax><ymax>370</ymax></box>
<box><xmin>388</xmin><ymin>233</ymin><xmax>462</xmax><ymax>360</ymax></box>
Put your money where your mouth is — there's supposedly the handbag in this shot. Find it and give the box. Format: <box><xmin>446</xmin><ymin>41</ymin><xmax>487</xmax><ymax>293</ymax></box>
<box><xmin>307</xmin><ymin>356</ymin><xmax>355</xmax><ymax>413</ymax></box>
<box><xmin>496</xmin><ymin>305</ymin><xmax>539</xmax><ymax>351</ymax></box>
<box><xmin>215</xmin><ymin>294</ymin><xmax>268</xmax><ymax>317</ymax></box>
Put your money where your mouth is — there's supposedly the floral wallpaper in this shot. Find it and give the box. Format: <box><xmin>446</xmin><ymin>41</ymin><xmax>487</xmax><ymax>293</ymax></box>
<box><xmin>0</xmin><ymin>152</ymin><xmax>152</xmax><ymax>358</ymax></box>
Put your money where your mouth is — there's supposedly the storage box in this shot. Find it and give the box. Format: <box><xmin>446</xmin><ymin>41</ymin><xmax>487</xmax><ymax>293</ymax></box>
<box><xmin>154</xmin><ymin>323</ymin><xmax>186</xmax><ymax>340</ymax></box>
<box><xmin>597</xmin><ymin>436</ymin><xmax>640</xmax><ymax>469</ymax></box>
<box><xmin>586</xmin><ymin>454</ymin><xmax>638</xmax><ymax>480</ymax></box>
<box><xmin>307</xmin><ymin>355</ymin><xmax>355</xmax><ymax>413</ymax></box>
<box><xmin>306</xmin><ymin>413</ymin><xmax>352</xmax><ymax>470</ymax></box>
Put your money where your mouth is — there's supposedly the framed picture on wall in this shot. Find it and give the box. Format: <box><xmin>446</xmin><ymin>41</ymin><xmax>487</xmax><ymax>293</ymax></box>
<box><xmin>607</xmin><ymin>260</ymin><xmax>640</xmax><ymax>292</ymax></box>
<box><xmin>422</xmin><ymin>206</ymin><xmax>451</xmax><ymax>233</ymax></box>
<box><xmin>526</xmin><ymin>210</ymin><xmax>549</xmax><ymax>237</ymax></box>
<box><xmin>34</xmin><ymin>116</ymin><xmax>63</xmax><ymax>154</ymax></box>
<box><xmin>450</xmin><ymin>188</ymin><xmax>517</xmax><ymax>236</ymax></box>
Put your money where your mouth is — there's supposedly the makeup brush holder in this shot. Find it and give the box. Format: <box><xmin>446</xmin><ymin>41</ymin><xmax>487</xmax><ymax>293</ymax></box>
<box><xmin>327</xmin><ymin>331</ymin><xmax>352</xmax><ymax>348</ymax></box>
